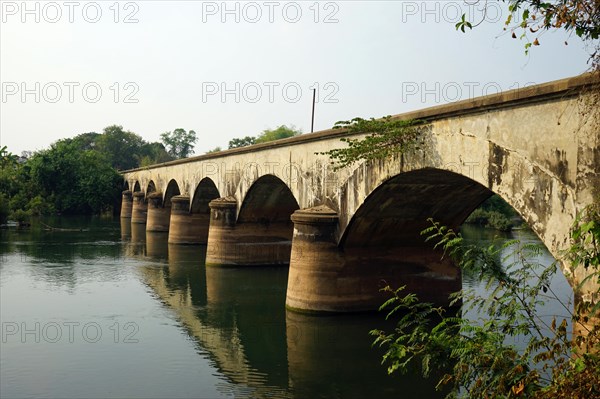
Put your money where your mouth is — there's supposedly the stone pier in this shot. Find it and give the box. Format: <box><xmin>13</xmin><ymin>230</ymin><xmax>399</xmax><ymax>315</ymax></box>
<box><xmin>146</xmin><ymin>192</ymin><xmax>170</xmax><ymax>232</ymax></box>
<box><xmin>285</xmin><ymin>206</ymin><xmax>460</xmax><ymax>313</ymax></box>
<box><xmin>120</xmin><ymin>190</ymin><xmax>133</xmax><ymax>218</ymax></box>
<box><xmin>131</xmin><ymin>191</ymin><xmax>147</xmax><ymax>224</ymax></box>
<box><xmin>206</xmin><ymin>197</ymin><xmax>292</xmax><ymax>266</ymax></box>
<box><xmin>168</xmin><ymin>195</ymin><xmax>210</xmax><ymax>245</ymax></box>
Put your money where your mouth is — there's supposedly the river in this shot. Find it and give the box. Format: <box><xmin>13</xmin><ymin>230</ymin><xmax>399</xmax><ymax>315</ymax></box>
<box><xmin>0</xmin><ymin>217</ymin><xmax>572</xmax><ymax>398</ymax></box>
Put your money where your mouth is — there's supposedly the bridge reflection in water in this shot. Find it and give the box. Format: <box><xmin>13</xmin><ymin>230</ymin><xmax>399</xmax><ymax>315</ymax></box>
<box><xmin>120</xmin><ymin>225</ymin><xmax>445</xmax><ymax>398</ymax></box>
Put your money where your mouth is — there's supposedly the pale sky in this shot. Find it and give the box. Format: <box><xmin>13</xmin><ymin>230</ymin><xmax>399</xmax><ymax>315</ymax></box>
<box><xmin>0</xmin><ymin>0</ymin><xmax>592</xmax><ymax>155</ymax></box>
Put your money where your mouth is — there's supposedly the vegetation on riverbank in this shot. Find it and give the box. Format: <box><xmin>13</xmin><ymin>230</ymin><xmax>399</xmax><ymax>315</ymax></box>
<box><xmin>372</xmin><ymin>204</ymin><xmax>600</xmax><ymax>398</ymax></box>
<box><xmin>0</xmin><ymin>125</ymin><xmax>194</xmax><ymax>223</ymax></box>
<box><xmin>464</xmin><ymin>195</ymin><xmax>520</xmax><ymax>231</ymax></box>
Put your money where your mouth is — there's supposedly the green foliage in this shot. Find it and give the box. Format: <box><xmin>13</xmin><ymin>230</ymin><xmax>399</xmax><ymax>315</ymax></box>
<box><xmin>318</xmin><ymin>117</ymin><xmax>422</xmax><ymax>170</ymax></box>
<box><xmin>2</xmin><ymin>140</ymin><xmax>122</xmax><ymax>216</ymax></box>
<box><xmin>11</xmin><ymin>209</ymin><xmax>30</xmax><ymax>224</ymax></box>
<box><xmin>482</xmin><ymin>194</ymin><xmax>519</xmax><ymax>217</ymax></box>
<box><xmin>0</xmin><ymin>146</ymin><xmax>18</xmax><ymax>168</ymax></box>
<box><xmin>0</xmin><ymin>194</ymin><xmax>9</xmax><ymax>224</ymax></box>
<box><xmin>96</xmin><ymin>125</ymin><xmax>147</xmax><ymax>170</ymax></box>
<box><xmin>141</xmin><ymin>142</ymin><xmax>172</xmax><ymax>165</ymax></box>
<box><xmin>29</xmin><ymin>140</ymin><xmax>122</xmax><ymax>214</ymax></box>
<box><xmin>487</xmin><ymin>210</ymin><xmax>515</xmax><ymax>231</ymax></box>
<box><xmin>466</xmin><ymin>195</ymin><xmax>519</xmax><ymax>231</ymax></box>
<box><xmin>205</xmin><ymin>146</ymin><xmax>222</xmax><ymax>154</ymax></box>
<box><xmin>465</xmin><ymin>209</ymin><xmax>514</xmax><ymax>231</ymax></box>
<box><xmin>569</xmin><ymin>204</ymin><xmax>600</xmax><ymax>273</ymax></box>
<box><xmin>254</xmin><ymin>125</ymin><xmax>301</xmax><ymax>144</ymax></box>
<box><xmin>456</xmin><ymin>1</ymin><xmax>600</xmax><ymax>63</ymax></box>
<box><xmin>0</xmin><ymin>124</ymin><xmax>178</xmax><ymax>218</ymax></box>
<box><xmin>228</xmin><ymin>136</ymin><xmax>257</xmax><ymax>149</ymax></box>
<box><xmin>26</xmin><ymin>195</ymin><xmax>53</xmax><ymax>216</ymax></box>
<box><xmin>225</xmin><ymin>125</ymin><xmax>301</xmax><ymax>150</ymax></box>
<box><xmin>70</xmin><ymin>132</ymin><xmax>101</xmax><ymax>151</ymax></box>
<box><xmin>372</xmin><ymin>216</ymin><xmax>600</xmax><ymax>398</ymax></box>
<box><xmin>161</xmin><ymin>128</ymin><xmax>198</xmax><ymax>159</ymax></box>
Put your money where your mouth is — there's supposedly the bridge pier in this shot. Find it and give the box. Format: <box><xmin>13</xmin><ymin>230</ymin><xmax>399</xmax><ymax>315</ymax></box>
<box><xmin>286</xmin><ymin>206</ymin><xmax>461</xmax><ymax>313</ymax></box>
<box><xmin>146</xmin><ymin>192</ymin><xmax>171</xmax><ymax>232</ymax></box>
<box><xmin>206</xmin><ymin>197</ymin><xmax>292</xmax><ymax>266</ymax></box>
<box><xmin>120</xmin><ymin>190</ymin><xmax>133</xmax><ymax>218</ymax></box>
<box><xmin>168</xmin><ymin>195</ymin><xmax>210</xmax><ymax>245</ymax></box>
<box><xmin>285</xmin><ymin>206</ymin><xmax>350</xmax><ymax>312</ymax></box>
<box><xmin>131</xmin><ymin>191</ymin><xmax>148</xmax><ymax>224</ymax></box>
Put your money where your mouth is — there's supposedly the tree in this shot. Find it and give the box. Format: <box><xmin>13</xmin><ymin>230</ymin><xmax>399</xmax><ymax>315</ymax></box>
<box><xmin>224</xmin><ymin>125</ymin><xmax>302</xmax><ymax>151</ymax></box>
<box><xmin>457</xmin><ymin>0</ymin><xmax>600</xmax><ymax>66</ymax></box>
<box><xmin>140</xmin><ymin>142</ymin><xmax>173</xmax><ymax>166</ymax></box>
<box><xmin>0</xmin><ymin>146</ymin><xmax>17</xmax><ymax>223</ymax></box>
<box><xmin>228</xmin><ymin>136</ymin><xmax>256</xmax><ymax>149</ymax></box>
<box><xmin>70</xmin><ymin>132</ymin><xmax>101</xmax><ymax>151</ymax></box>
<box><xmin>0</xmin><ymin>146</ymin><xmax>18</xmax><ymax>169</ymax></box>
<box><xmin>161</xmin><ymin>128</ymin><xmax>198</xmax><ymax>158</ymax></box>
<box><xmin>205</xmin><ymin>146</ymin><xmax>222</xmax><ymax>154</ymax></box>
<box><xmin>96</xmin><ymin>125</ymin><xmax>146</xmax><ymax>170</ymax></box>
<box><xmin>27</xmin><ymin>140</ymin><xmax>122</xmax><ymax>214</ymax></box>
<box><xmin>254</xmin><ymin>125</ymin><xmax>302</xmax><ymax>144</ymax></box>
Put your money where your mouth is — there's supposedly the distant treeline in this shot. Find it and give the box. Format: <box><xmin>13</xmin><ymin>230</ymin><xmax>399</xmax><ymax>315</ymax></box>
<box><xmin>0</xmin><ymin>125</ymin><xmax>179</xmax><ymax>223</ymax></box>
<box><xmin>464</xmin><ymin>194</ymin><xmax>521</xmax><ymax>231</ymax></box>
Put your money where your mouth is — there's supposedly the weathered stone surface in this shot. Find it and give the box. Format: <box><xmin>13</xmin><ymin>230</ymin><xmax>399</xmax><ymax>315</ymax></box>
<box><xmin>168</xmin><ymin>195</ymin><xmax>210</xmax><ymax>245</ymax></box>
<box><xmin>206</xmin><ymin>196</ymin><xmax>293</xmax><ymax>266</ymax></box>
<box><xmin>146</xmin><ymin>192</ymin><xmax>170</xmax><ymax>232</ymax></box>
<box><xmin>120</xmin><ymin>190</ymin><xmax>133</xmax><ymax>218</ymax></box>
<box><xmin>131</xmin><ymin>191</ymin><xmax>147</xmax><ymax>224</ymax></box>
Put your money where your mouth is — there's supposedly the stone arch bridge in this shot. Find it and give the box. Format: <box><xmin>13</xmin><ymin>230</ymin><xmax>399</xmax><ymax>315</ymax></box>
<box><xmin>122</xmin><ymin>74</ymin><xmax>599</xmax><ymax>313</ymax></box>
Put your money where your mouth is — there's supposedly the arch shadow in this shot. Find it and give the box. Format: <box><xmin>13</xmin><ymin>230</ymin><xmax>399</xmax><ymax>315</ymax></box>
<box><xmin>238</xmin><ymin>175</ymin><xmax>300</xmax><ymax>229</ymax></box>
<box><xmin>164</xmin><ymin>179</ymin><xmax>181</xmax><ymax>207</ymax></box>
<box><xmin>192</xmin><ymin>178</ymin><xmax>220</xmax><ymax>214</ymax></box>
<box><xmin>146</xmin><ymin>180</ymin><xmax>157</xmax><ymax>196</ymax></box>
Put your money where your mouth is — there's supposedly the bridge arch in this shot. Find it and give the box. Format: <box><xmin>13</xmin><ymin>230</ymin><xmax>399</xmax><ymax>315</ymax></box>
<box><xmin>238</xmin><ymin>174</ymin><xmax>299</xmax><ymax>226</ymax></box>
<box><xmin>191</xmin><ymin>178</ymin><xmax>220</xmax><ymax>214</ymax></box>
<box><xmin>339</xmin><ymin>168</ymin><xmax>492</xmax><ymax>250</ymax></box>
<box><xmin>332</xmin><ymin>128</ymin><xmax>580</xmax><ymax>268</ymax></box>
<box><xmin>133</xmin><ymin>181</ymin><xmax>141</xmax><ymax>192</ymax></box>
<box><xmin>166</xmin><ymin>178</ymin><xmax>220</xmax><ymax>245</ymax></box>
<box><xmin>163</xmin><ymin>179</ymin><xmax>181</xmax><ymax>207</ymax></box>
<box><xmin>206</xmin><ymin>174</ymin><xmax>300</xmax><ymax>266</ymax></box>
<box><xmin>146</xmin><ymin>180</ymin><xmax>157</xmax><ymax>196</ymax></box>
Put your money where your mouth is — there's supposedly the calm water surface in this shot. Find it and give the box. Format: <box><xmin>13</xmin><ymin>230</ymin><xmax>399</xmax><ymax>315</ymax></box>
<box><xmin>0</xmin><ymin>218</ymin><xmax>572</xmax><ymax>398</ymax></box>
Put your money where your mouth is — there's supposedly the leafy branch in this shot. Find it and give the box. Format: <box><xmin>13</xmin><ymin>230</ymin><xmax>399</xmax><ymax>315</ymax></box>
<box><xmin>456</xmin><ymin>0</ymin><xmax>600</xmax><ymax>64</ymax></box>
<box><xmin>317</xmin><ymin>117</ymin><xmax>423</xmax><ymax>170</ymax></box>
<box><xmin>372</xmin><ymin>211</ymin><xmax>600</xmax><ymax>398</ymax></box>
